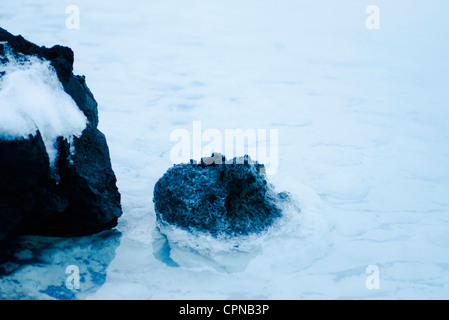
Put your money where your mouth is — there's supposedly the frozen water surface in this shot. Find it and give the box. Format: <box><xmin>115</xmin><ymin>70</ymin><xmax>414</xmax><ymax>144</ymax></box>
<box><xmin>0</xmin><ymin>0</ymin><xmax>448</xmax><ymax>299</ymax></box>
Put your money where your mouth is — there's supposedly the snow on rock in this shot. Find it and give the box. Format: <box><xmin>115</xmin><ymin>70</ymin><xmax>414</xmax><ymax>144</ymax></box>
<box><xmin>0</xmin><ymin>43</ymin><xmax>87</xmax><ymax>166</ymax></box>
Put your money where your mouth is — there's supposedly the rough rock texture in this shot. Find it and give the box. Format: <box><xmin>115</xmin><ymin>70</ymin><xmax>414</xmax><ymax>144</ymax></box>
<box><xmin>153</xmin><ymin>154</ymin><xmax>286</xmax><ymax>236</ymax></box>
<box><xmin>0</xmin><ymin>28</ymin><xmax>122</xmax><ymax>241</ymax></box>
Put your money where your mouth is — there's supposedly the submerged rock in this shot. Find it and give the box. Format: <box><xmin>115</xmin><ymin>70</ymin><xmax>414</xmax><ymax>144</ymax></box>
<box><xmin>153</xmin><ymin>153</ymin><xmax>287</xmax><ymax>236</ymax></box>
<box><xmin>0</xmin><ymin>28</ymin><xmax>122</xmax><ymax>241</ymax></box>
<box><xmin>0</xmin><ymin>230</ymin><xmax>121</xmax><ymax>300</ymax></box>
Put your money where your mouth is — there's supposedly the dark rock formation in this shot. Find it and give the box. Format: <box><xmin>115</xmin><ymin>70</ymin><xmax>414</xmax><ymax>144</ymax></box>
<box><xmin>0</xmin><ymin>28</ymin><xmax>122</xmax><ymax>242</ymax></box>
<box><xmin>153</xmin><ymin>153</ymin><xmax>286</xmax><ymax>236</ymax></box>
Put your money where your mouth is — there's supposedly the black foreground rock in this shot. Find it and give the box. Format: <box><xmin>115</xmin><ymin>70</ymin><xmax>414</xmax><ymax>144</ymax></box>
<box><xmin>153</xmin><ymin>153</ymin><xmax>287</xmax><ymax>236</ymax></box>
<box><xmin>0</xmin><ymin>28</ymin><xmax>122</xmax><ymax>241</ymax></box>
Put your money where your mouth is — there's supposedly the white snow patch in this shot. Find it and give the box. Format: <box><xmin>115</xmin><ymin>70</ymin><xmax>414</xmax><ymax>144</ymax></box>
<box><xmin>0</xmin><ymin>44</ymin><xmax>87</xmax><ymax>166</ymax></box>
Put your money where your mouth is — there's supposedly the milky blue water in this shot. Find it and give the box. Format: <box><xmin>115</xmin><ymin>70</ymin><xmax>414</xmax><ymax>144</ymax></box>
<box><xmin>1</xmin><ymin>0</ymin><xmax>448</xmax><ymax>299</ymax></box>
